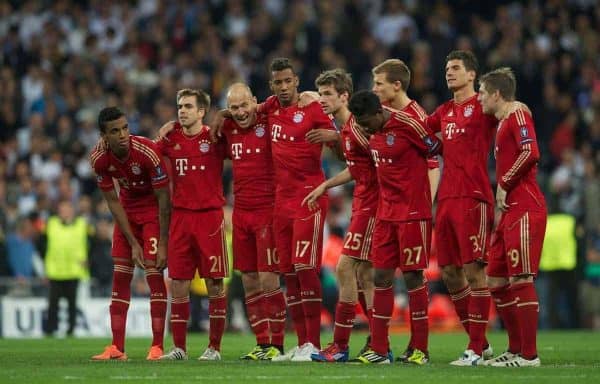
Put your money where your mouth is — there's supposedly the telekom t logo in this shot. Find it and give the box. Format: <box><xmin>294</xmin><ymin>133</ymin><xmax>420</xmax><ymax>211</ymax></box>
<box><xmin>175</xmin><ymin>158</ymin><xmax>188</xmax><ymax>175</ymax></box>
<box><xmin>271</xmin><ymin>124</ymin><xmax>282</xmax><ymax>142</ymax></box>
<box><xmin>444</xmin><ymin>123</ymin><xmax>464</xmax><ymax>139</ymax></box>
<box><xmin>371</xmin><ymin>149</ymin><xmax>380</xmax><ymax>164</ymax></box>
<box><xmin>231</xmin><ymin>143</ymin><xmax>243</xmax><ymax>159</ymax></box>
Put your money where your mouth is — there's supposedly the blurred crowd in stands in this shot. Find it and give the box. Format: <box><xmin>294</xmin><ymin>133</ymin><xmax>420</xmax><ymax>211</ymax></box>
<box><xmin>1</xmin><ymin>0</ymin><xmax>599</xmax><ymax>330</ymax></box>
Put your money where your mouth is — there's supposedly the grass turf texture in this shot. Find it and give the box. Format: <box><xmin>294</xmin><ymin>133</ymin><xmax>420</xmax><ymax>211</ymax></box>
<box><xmin>0</xmin><ymin>331</ymin><xmax>598</xmax><ymax>383</ymax></box>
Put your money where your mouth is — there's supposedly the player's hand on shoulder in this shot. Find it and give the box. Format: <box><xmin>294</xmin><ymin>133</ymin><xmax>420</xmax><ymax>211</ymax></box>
<box><xmin>298</xmin><ymin>91</ymin><xmax>320</xmax><ymax>108</ymax></box>
<box><xmin>156</xmin><ymin>120</ymin><xmax>177</xmax><ymax>140</ymax></box>
<box><xmin>209</xmin><ymin>110</ymin><xmax>227</xmax><ymax>142</ymax></box>
<box><xmin>512</xmin><ymin>101</ymin><xmax>532</xmax><ymax>117</ymax></box>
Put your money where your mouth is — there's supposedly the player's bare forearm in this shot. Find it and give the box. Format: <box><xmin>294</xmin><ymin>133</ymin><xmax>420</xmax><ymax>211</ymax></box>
<box><xmin>209</xmin><ymin>109</ymin><xmax>231</xmax><ymax>142</ymax></box>
<box><xmin>428</xmin><ymin>167</ymin><xmax>440</xmax><ymax>203</ymax></box>
<box><xmin>154</xmin><ymin>187</ymin><xmax>171</xmax><ymax>243</ymax></box>
<box><xmin>102</xmin><ymin>189</ymin><xmax>137</xmax><ymax>246</ymax></box>
<box><xmin>325</xmin><ymin>168</ymin><xmax>353</xmax><ymax>189</ymax></box>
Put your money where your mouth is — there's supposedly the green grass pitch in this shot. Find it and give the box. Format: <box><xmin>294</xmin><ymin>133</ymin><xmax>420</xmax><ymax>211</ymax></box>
<box><xmin>0</xmin><ymin>331</ymin><xmax>598</xmax><ymax>383</ymax></box>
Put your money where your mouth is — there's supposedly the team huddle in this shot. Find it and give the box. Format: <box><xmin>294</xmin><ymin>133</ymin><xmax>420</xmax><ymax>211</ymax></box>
<box><xmin>88</xmin><ymin>50</ymin><xmax>547</xmax><ymax>367</ymax></box>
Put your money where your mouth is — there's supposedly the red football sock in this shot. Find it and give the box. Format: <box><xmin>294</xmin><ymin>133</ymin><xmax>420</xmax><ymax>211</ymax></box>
<box><xmin>297</xmin><ymin>268</ymin><xmax>322</xmax><ymax>349</ymax></box>
<box><xmin>490</xmin><ymin>284</ymin><xmax>521</xmax><ymax>353</ymax></box>
<box><xmin>110</xmin><ymin>263</ymin><xmax>133</xmax><ymax>351</ymax></box>
<box><xmin>512</xmin><ymin>282</ymin><xmax>539</xmax><ymax>359</ymax></box>
<box><xmin>408</xmin><ymin>284</ymin><xmax>429</xmax><ymax>352</ymax></box>
<box><xmin>333</xmin><ymin>301</ymin><xmax>356</xmax><ymax>350</ymax></box>
<box><xmin>170</xmin><ymin>296</ymin><xmax>190</xmax><ymax>351</ymax></box>
<box><xmin>145</xmin><ymin>268</ymin><xmax>167</xmax><ymax>348</ymax></box>
<box><xmin>467</xmin><ymin>287</ymin><xmax>491</xmax><ymax>355</ymax></box>
<box><xmin>208</xmin><ymin>294</ymin><xmax>227</xmax><ymax>351</ymax></box>
<box><xmin>245</xmin><ymin>292</ymin><xmax>270</xmax><ymax>345</ymax></box>
<box><xmin>264</xmin><ymin>287</ymin><xmax>286</xmax><ymax>348</ymax></box>
<box><xmin>284</xmin><ymin>273</ymin><xmax>306</xmax><ymax>346</ymax></box>
<box><xmin>371</xmin><ymin>286</ymin><xmax>393</xmax><ymax>356</ymax></box>
<box><xmin>449</xmin><ymin>285</ymin><xmax>471</xmax><ymax>334</ymax></box>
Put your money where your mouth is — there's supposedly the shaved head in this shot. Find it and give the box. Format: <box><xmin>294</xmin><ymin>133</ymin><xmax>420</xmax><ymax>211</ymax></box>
<box><xmin>227</xmin><ymin>83</ymin><xmax>253</xmax><ymax>103</ymax></box>
<box><xmin>226</xmin><ymin>83</ymin><xmax>257</xmax><ymax>128</ymax></box>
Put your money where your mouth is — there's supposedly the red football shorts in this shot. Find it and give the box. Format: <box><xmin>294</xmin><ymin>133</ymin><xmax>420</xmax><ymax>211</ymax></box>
<box><xmin>232</xmin><ymin>207</ymin><xmax>278</xmax><ymax>273</ymax></box>
<box><xmin>112</xmin><ymin>210</ymin><xmax>160</xmax><ymax>262</ymax></box>
<box><xmin>342</xmin><ymin>213</ymin><xmax>376</xmax><ymax>261</ymax></box>
<box><xmin>168</xmin><ymin>208</ymin><xmax>229</xmax><ymax>280</ymax></box>
<box><xmin>273</xmin><ymin>199</ymin><xmax>327</xmax><ymax>273</ymax></box>
<box><xmin>487</xmin><ymin>209</ymin><xmax>547</xmax><ymax>278</ymax></box>
<box><xmin>372</xmin><ymin>219</ymin><xmax>431</xmax><ymax>271</ymax></box>
<box><xmin>436</xmin><ymin>198</ymin><xmax>493</xmax><ymax>267</ymax></box>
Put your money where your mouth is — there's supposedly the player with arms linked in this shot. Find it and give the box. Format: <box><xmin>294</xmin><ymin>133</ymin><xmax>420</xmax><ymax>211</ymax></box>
<box><xmin>156</xmin><ymin>89</ymin><xmax>229</xmax><ymax>361</ymax></box>
<box><xmin>426</xmin><ymin>51</ymin><xmax>497</xmax><ymax>365</ymax></box>
<box><xmin>349</xmin><ymin>91</ymin><xmax>441</xmax><ymax>364</ymax></box>
<box><xmin>302</xmin><ymin>69</ymin><xmax>378</xmax><ymax>363</ymax></box>
<box><xmin>478</xmin><ymin>68</ymin><xmax>546</xmax><ymax>367</ymax></box>
<box><xmin>221</xmin><ymin>83</ymin><xmax>287</xmax><ymax>361</ymax></box>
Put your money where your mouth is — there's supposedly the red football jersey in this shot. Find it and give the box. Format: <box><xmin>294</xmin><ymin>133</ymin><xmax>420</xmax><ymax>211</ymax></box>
<box><xmin>263</xmin><ymin>96</ymin><xmax>337</xmax><ymax>218</ymax></box>
<box><xmin>370</xmin><ymin>111</ymin><xmax>441</xmax><ymax>221</ymax></box>
<box><xmin>427</xmin><ymin>94</ymin><xmax>496</xmax><ymax>204</ymax></box>
<box><xmin>340</xmin><ymin>114</ymin><xmax>378</xmax><ymax>214</ymax></box>
<box><xmin>221</xmin><ymin>114</ymin><xmax>275</xmax><ymax>210</ymax></box>
<box><xmin>156</xmin><ymin>123</ymin><xmax>226</xmax><ymax>211</ymax></box>
<box><xmin>495</xmin><ymin>108</ymin><xmax>546</xmax><ymax>210</ymax></box>
<box><xmin>90</xmin><ymin>135</ymin><xmax>169</xmax><ymax>214</ymax></box>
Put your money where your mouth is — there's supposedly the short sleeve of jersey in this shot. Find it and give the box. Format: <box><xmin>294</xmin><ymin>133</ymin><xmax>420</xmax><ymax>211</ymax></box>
<box><xmin>394</xmin><ymin>112</ymin><xmax>441</xmax><ymax>156</ymax></box>
<box><xmin>509</xmin><ymin>109</ymin><xmax>537</xmax><ymax>150</ymax></box>
<box><xmin>89</xmin><ymin>141</ymin><xmax>115</xmax><ymax>192</ymax></box>
<box><xmin>93</xmin><ymin>163</ymin><xmax>115</xmax><ymax>191</ymax></box>
<box><xmin>258</xmin><ymin>95</ymin><xmax>279</xmax><ymax>115</ymax></box>
<box><xmin>306</xmin><ymin>101</ymin><xmax>336</xmax><ymax>131</ymax></box>
<box><xmin>426</xmin><ymin>106</ymin><xmax>443</xmax><ymax>134</ymax></box>
<box><xmin>140</xmin><ymin>141</ymin><xmax>169</xmax><ymax>189</ymax></box>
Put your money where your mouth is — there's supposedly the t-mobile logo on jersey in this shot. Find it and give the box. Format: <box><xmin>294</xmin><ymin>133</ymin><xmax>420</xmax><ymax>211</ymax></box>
<box><xmin>231</xmin><ymin>143</ymin><xmax>243</xmax><ymax>159</ymax></box>
<box><xmin>371</xmin><ymin>149</ymin><xmax>380</xmax><ymax>166</ymax></box>
<box><xmin>444</xmin><ymin>122</ymin><xmax>465</xmax><ymax>140</ymax></box>
<box><xmin>271</xmin><ymin>124</ymin><xmax>282</xmax><ymax>142</ymax></box>
<box><xmin>175</xmin><ymin>158</ymin><xmax>188</xmax><ymax>175</ymax></box>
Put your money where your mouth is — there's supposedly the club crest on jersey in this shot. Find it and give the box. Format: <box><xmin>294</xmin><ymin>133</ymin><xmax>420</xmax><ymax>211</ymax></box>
<box><xmin>345</xmin><ymin>138</ymin><xmax>352</xmax><ymax>151</ymax></box>
<box><xmin>293</xmin><ymin>111</ymin><xmax>305</xmax><ymax>123</ymax></box>
<box><xmin>464</xmin><ymin>104</ymin><xmax>474</xmax><ymax>117</ymax></box>
<box><xmin>520</xmin><ymin>126</ymin><xmax>529</xmax><ymax>137</ymax></box>
<box><xmin>174</xmin><ymin>143</ymin><xmax>181</xmax><ymax>150</ymax></box>
<box><xmin>255</xmin><ymin>124</ymin><xmax>265</xmax><ymax>138</ymax></box>
<box><xmin>386</xmin><ymin>133</ymin><xmax>395</xmax><ymax>146</ymax></box>
<box><xmin>130</xmin><ymin>163</ymin><xmax>142</xmax><ymax>175</ymax></box>
<box><xmin>199</xmin><ymin>140</ymin><xmax>211</xmax><ymax>153</ymax></box>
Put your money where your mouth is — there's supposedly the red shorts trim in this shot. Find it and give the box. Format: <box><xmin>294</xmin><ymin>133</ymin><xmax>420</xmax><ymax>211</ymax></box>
<box><xmin>372</xmin><ymin>219</ymin><xmax>431</xmax><ymax>271</ymax></box>
<box><xmin>487</xmin><ymin>210</ymin><xmax>547</xmax><ymax>278</ymax></box>
<box><xmin>232</xmin><ymin>208</ymin><xmax>278</xmax><ymax>273</ymax></box>
<box><xmin>112</xmin><ymin>210</ymin><xmax>159</xmax><ymax>261</ymax></box>
<box><xmin>436</xmin><ymin>198</ymin><xmax>493</xmax><ymax>267</ymax></box>
<box><xmin>342</xmin><ymin>214</ymin><xmax>376</xmax><ymax>261</ymax></box>
<box><xmin>167</xmin><ymin>209</ymin><xmax>229</xmax><ymax>280</ymax></box>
